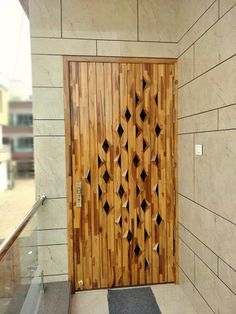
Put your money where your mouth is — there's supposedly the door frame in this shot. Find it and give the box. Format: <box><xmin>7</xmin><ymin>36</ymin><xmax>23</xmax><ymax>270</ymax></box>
<box><xmin>63</xmin><ymin>56</ymin><xmax>178</xmax><ymax>292</ymax></box>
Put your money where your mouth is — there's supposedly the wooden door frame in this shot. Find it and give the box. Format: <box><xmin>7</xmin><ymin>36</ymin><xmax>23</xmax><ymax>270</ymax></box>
<box><xmin>63</xmin><ymin>56</ymin><xmax>178</xmax><ymax>292</ymax></box>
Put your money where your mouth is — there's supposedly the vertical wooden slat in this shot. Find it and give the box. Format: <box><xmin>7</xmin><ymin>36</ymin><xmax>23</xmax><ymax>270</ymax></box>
<box><xmin>88</xmin><ymin>62</ymin><xmax>100</xmax><ymax>288</ymax></box>
<box><xmin>135</xmin><ymin>63</ymin><xmax>145</xmax><ymax>285</ymax></box>
<box><xmin>157</xmin><ymin>64</ymin><xmax>167</xmax><ymax>283</ymax></box>
<box><xmin>70</xmin><ymin>62</ymin><xmax>83</xmax><ymax>290</ymax></box>
<box><xmin>150</xmin><ymin>64</ymin><xmax>159</xmax><ymax>283</ymax></box>
<box><xmin>79</xmin><ymin>62</ymin><xmax>92</xmax><ymax>289</ymax></box>
<box><xmin>127</xmin><ymin>63</ymin><xmax>137</xmax><ymax>285</ymax></box>
<box><xmin>112</xmin><ymin>63</ymin><xmax>123</xmax><ymax>286</ymax></box>
<box><xmin>120</xmin><ymin>63</ymin><xmax>130</xmax><ymax>286</ymax></box>
<box><xmin>104</xmin><ymin>63</ymin><xmax>115</xmax><ymax>287</ymax></box>
<box><xmin>96</xmin><ymin>63</ymin><xmax>108</xmax><ymax>288</ymax></box>
<box><xmin>143</xmin><ymin>64</ymin><xmax>152</xmax><ymax>284</ymax></box>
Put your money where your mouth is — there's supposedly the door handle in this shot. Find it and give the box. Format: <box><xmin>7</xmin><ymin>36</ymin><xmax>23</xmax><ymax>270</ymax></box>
<box><xmin>76</xmin><ymin>181</ymin><xmax>82</xmax><ymax>207</ymax></box>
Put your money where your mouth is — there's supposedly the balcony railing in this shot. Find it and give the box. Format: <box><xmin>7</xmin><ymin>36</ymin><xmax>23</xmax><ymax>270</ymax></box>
<box><xmin>0</xmin><ymin>195</ymin><xmax>46</xmax><ymax>314</ymax></box>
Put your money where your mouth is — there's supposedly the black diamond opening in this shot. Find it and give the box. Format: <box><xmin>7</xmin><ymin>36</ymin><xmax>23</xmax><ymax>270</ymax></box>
<box><xmin>144</xmin><ymin>229</ymin><xmax>149</xmax><ymax>241</ymax></box>
<box><xmin>103</xmin><ymin>170</ymin><xmax>110</xmax><ymax>183</ymax></box>
<box><xmin>133</xmin><ymin>154</ymin><xmax>140</xmax><ymax>168</ymax></box>
<box><xmin>125</xmin><ymin>108</ymin><xmax>131</xmax><ymax>122</ymax></box>
<box><xmin>118</xmin><ymin>155</ymin><xmax>121</xmax><ymax>167</ymax></box>
<box><xmin>145</xmin><ymin>258</ymin><xmax>149</xmax><ymax>269</ymax></box>
<box><xmin>137</xmin><ymin>215</ymin><xmax>141</xmax><ymax>226</ymax></box>
<box><xmin>118</xmin><ymin>185</ymin><xmax>125</xmax><ymax>198</ymax></box>
<box><xmin>134</xmin><ymin>244</ymin><xmax>141</xmax><ymax>257</ymax></box>
<box><xmin>140</xmin><ymin>109</ymin><xmax>147</xmax><ymax>122</ymax></box>
<box><xmin>141</xmin><ymin>199</ymin><xmax>148</xmax><ymax>212</ymax></box>
<box><xmin>155</xmin><ymin>124</ymin><xmax>161</xmax><ymax>137</ymax></box>
<box><xmin>156</xmin><ymin>184</ymin><xmax>159</xmax><ymax>195</ymax></box>
<box><xmin>156</xmin><ymin>213</ymin><xmax>162</xmax><ymax>226</ymax></box>
<box><xmin>135</xmin><ymin>93</ymin><xmax>140</xmax><ymax>106</ymax></box>
<box><xmin>140</xmin><ymin>169</ymin><xmax>147</xmax><ymax>181</ymax></box>
<box><xmin>102</xmin><ymin>139</ymin><xmax>109</xmax><ymax>153</ymax></box>
<box><xmin>117</xmin><ymin>124</ymin><xmax>124</xmax><ymax>137</ymax></box>
<box><xmin>124</xmin><ymin>141</ymin><xmax>128</xmax><ymax>151</ymax></box>
<box><xmin>125</xmin><ymin>171</ymin><xmax>128</xmax><ymax>182</ymax></box>
<box><xmin>127</xmin><ymin>230</ymin><xmax>133</xmax><ymax>243</ymax></box>
<box><xmin>86</xmin><ymin>170</ymin><xmax>91</xmax><ymax>183</ymax></box>
<box><xmin>98</xmin><ymin>185</ymin><xmax>102</xmax><ymax>200</ymax></box>
<box><xmin>136</xmin><ymin>185</ymin><xmax>140</xmax><ymax>196</ymax></box>
<box><xmin>136</xmin><ymin>125</ymin><xmax>141</xmax><ymax>137</ymax></box>
<box><xmin>98</xmin><ymin>156</ymin><xmax>103</xmax><ymax>168</ymax></box>
<box><xmin>143</xmin><ymin>139</ymin><xmax>148</xmax><ymax>151</ymax></box>
<box><xmin>155</xmin><ymin>94</ymin><xmax>158</xmax><ymax>105</ymax></box>
<box><xmin>143</xmin><ymin>79</ymin><xmax>147</xmax><ymax>90</ymax></box>
<box><xmin>119</xmin><ymin>217</ymin><xmax>122</xmax><ymax>228</ymax></box>
<box><xmin>155</xmin><ymin>155</ymin><xmax>158</xmax><ymax>166</ymax></box>
<box><xmin>103</xmin><ymin>201</ymin><xmax>110</xmax><ymax>214</ymax></box>
<box><xmin>154</xmin><ymin>243</ymin><xmax>160</xmax><ymax>255</ymax></box>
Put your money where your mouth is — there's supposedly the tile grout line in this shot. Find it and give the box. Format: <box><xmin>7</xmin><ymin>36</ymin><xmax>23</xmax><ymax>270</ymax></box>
<box><xmin>178</xmin><ymin>127</ymin><xmax>236</xmax><ymax>136</ymax></box>
<box><xmin>178</xmin><ymin>193</ymin><xmax>236</xmax><ymax>226</ymax></box>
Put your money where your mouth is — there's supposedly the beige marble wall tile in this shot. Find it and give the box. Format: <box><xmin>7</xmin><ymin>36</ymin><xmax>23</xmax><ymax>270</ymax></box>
<box><xmin>219</xmin><ymin>259</ymin><xmax>236</xmax><ymax>294</ymax></box>
<box><xmin>37</xmin><ymin>229</ymin><xmax>67</xmax><ymax>246</ymax></box>
<box><xmin>42</xmin><ymin>274</ymin><xmax>68</xmax><ymax>283</ymax></box>
<box><xmin>34</xmin><ymin>137</ymin><xmax>66</xmax><ymax>198</ymax></box>
<box><xmin>219</xmin><ymin>0</ymin><xmax>236</xmax><ymax>16</ymax></box>
<box><xmin>195</xmin><ymin>6</ymin><xmax>236</xmax><ymax>76</ymax></box>
<box><xmin>138</xmin><ymin>0</ymin><xmax>177</xmax><ymax>42</ymax></box>
<box><xmin>179</xmin><ymin>268</ymin><xmax>214</xmax><ymax>314</ymax></box>
<box><xmin>179</xmin><ymin>111</ymin><xmax>218</xmax><ymax>134</ymax></box>
<box><xmin>37</xmin><ymin>199</ymin><xmax>67</xmax><ymax>230</ymax></box>
<box><xmin>62</xmin><ymin>0</ymin><xmax>137</xmax><ymax>40</ymax></box>
<box><xmin>178</xmin><ymin>46</ymin><xmax>194</xmax><ymax>86</ymax></box>
<box><xmin>38</xmin><ymin>244</ymin><xmax>68</xmax><ymax>276</ymax></box>
<box><xmin>33</xmin><ymin>88</ymin><xmax>64</xmax><ymax>120</ymax></box>
<box><xmin>179</xmin><ymin>56</ymin><xmax>236</xmax><ymax>117</ymax></box>
<box><xmin>97</xmin><ymin>41</ymin><xmax>177</xmax><ymax>58</ymax></box>
<box><xmin>179</xmin><ymin>239</ymin><xmax>195</xmax><ymax>282</ymax></box>
<box><xmin>179</xmin><ymin>195</ymin><xmax>236</xmax><ymax>270</ymax></box>
<box><xmin>219</xmin><ymin>104</ymin><xmax>236</xmax><ymax>129</ymax></box>
<box><xmin>179</xmin><ymin>224</ymin><xmax>218</xmax><ymax>274</ymax></box>
<box><xmin>195</xmin><ymin>131</ymin><xmax>236</xmax><ymax>223</ymax></box>
<box><xmin>31</xmin><ymin>38</ymin><xmax>96</xmax><ymax>56</ymax></box>
<box><xmin>29</xmin><ymin>0</ymin><xmax>61</xmax><ymax>37</ymax></box>
<box><xmin>32</xmin><ymin>55</ymin><xmax>63</xmax><ymax>87</ymax></box>
<box><xmin>178</xmin><ymin>134</ymin><xmax>195</xmax><ymax>199</ymax></box>
<box><xmin>195</xmin><ymin>257</ymin><xmax>236</xmax><ymax>313</ymax></box>
<box><xmin>34</xmin><ymin>120</ymin><xmax>65</xmax><ymax>136</ymax></box>
<box><xmin>178</xmin><ymin>2</ymin><xmax>218</xmax><ymax>55</ymax></box>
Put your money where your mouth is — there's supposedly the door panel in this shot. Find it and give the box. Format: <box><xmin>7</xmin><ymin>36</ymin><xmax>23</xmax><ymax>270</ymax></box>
<box><xmin>69</xmin><ymin>60</ymin><xmax>176</xmax><ymax>290</ymax></box>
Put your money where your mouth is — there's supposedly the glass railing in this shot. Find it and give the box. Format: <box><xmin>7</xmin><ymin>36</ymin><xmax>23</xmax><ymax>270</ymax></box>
<box><xmin>0</xmin><ymin>195</ymin><xmax>46</xmax><ymax>314</ymax></box>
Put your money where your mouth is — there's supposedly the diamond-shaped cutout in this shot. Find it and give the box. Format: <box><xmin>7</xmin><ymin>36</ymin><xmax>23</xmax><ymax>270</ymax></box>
<box><xmin>155</xmin><ymin>94</ymin><xmax>158</xmax><ymax>105</ymax></box>
<box><xmin>143</xmin><ymin>139</ymin><xmax>148</xmax><ymax>152</ymax></box>
<box><xmin>125</xmin><ymin>108</ymin><xmax>131</xmax><ymax>122</ymax></box>
<box><xmin>122</xmin><ymin>170</ymin><xmax>128</xmax><ymax>182</ymax></box>
<box><xmin>140</xmin><ymin>169</ymin><xmax>147</xmax><ymax>181</ymax></box>
<box><xmin>102</xmin><ymin>139</ymin><xmax>109</xmax><ymax>153</ymax></box>
<box><xmin>134</xmin><ymin>244</ymin><xmax>141</xmax><ymax>257</ymax></box>
<box><xmin>115</xmin><ymin>215</ymin><xmax>122</xmax><ymax>228</ymax></box>
<box><xmin>122</xmin><ymin>200</ymin><xmax>129</xmax><ymax>212</ymax></box>
<box><xmin>98</xmin><ymin>185</ymin><xmax>103</xmax><ymax>200</ymax></box>
<box><xmin>137</xmin><ymin>214</ymin><xmax>141</xmax><ymax>227</ymax></box>
<box><xmin>145</xmin><ymin>258</ymin><xmax>149</xmax><ymax>270</ymax></box>
<box><xmin>144</xmin><ymin>229</ymin><xmax>149</xmax><ymax>241</ymax></box>
<box><xmin>126</xmin><ymin>230</ymin><xmax>133</xmax><ymax>243</ymax></box>
<box><xmin>136</xmin><ymin>185</ymin><xmax>140</xmax><ymax>196</ymax></box>
<box><xmin>135</xmin><ymin>93</ymin><xmax>140</xmax><ymax>106</ymax></box>
<box><xmin>85</xmin><ymin>170</ymin><xmax>91</xmax><ymax>183</ymax></box>
<box><xmin>151</xmin><ymin>154</ymin><xmax>158</xmax><ymax>166</ymax></box>
<box><xmin>153</xmin><ymin>243</ymin><xmax>160</xmax><ymax>255</ymax></box>
<box><xmin>133</xmin><ymin>154</ymin><xmax>140</xmax><ymax>168</ymax></box>
<box><xmin>155</xmin><ymin>124</ymin><xmax>161</xmax><ymax>137</ymax></box>
<box><xmin>117</xmin><ymin>124</ymin><xmax>124</xmax><ymax>137</ymax></box>
<box><xmin>122</xmin><ymin>141</ymin><xmax>128</xmax><ymax>151</ymax></box>
<box><xmin>118</xmin><ymin>185</ymin><xmax>125</xmax><ymax>198</ymax></box>
<box><xmin>136</xmin><ymin>125</ymin><xmax>142</xmax><ymax>137</ymax></box>
<box><xmin>143</xmin><ymin>78</ymin><xmax>148</xmax><ymax>90</ymax></box>
<box><xmin>103</xmin><ymin>201</ymin><xmax>110</xmax><ymax>215</ymax></box>
<box><xmin>114</xmin><ymin>154</ymin><xmax>121</xmax><ymax>167</ymax></box>
<box><xmin>103</xmin><ymin>170</ymin><xmax>110</xmax><ymax>183</ymax></box>
<box><xmin>152</xmin><ymin>184</ymin><xmax>159</xmax><ymax>196</ymax></box>
<box><xmin>98</xmin><ymin>156</ymin><xmax>103</xmax><ymax>168</ymax></box>
<box><xmin>140</xmin><ymin>109</ymin><xmax>147</xmax><ymax>122</ymax></box>
<box><xmin>156</xmin><ymin>213</ymin><xmax>162</xmax><ymax>226</ymax></box>
<box><xmin>141</xmin><ymin>199</ymin><xmax>148</xmax><ymax>212</ymax></box>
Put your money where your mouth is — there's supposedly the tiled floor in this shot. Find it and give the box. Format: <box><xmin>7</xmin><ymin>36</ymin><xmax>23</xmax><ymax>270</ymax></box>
<box><xmin>71</xmin><ymin>284</ymin><xmax>197</xmax><ymax>314</ymax></box>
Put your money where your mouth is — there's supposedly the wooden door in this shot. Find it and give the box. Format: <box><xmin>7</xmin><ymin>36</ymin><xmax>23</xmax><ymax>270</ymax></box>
<box><xmin>66</xmin><ymin>58</ymin><xmax>177</xmax><ymax>291</ymax></box>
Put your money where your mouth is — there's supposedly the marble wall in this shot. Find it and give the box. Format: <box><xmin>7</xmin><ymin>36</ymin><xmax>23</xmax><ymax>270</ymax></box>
<box><xmin>178</xmin><ymin>0</ymin><xmax>236</xmax><ymax>313</ymax></box>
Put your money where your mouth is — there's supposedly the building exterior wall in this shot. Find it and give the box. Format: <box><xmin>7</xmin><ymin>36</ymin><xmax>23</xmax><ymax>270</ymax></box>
<box><xmin>29</xmin><ymin>3</ymin><xmax>236</xmax><ymax>312</ymax></box>
<box><xmin>178</xmin><ymin>1</ymin><xmax>236</xmax><ymax>313</ymax></box>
